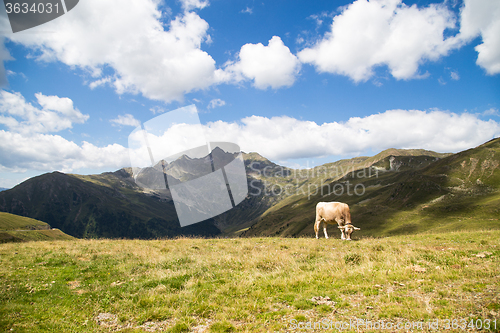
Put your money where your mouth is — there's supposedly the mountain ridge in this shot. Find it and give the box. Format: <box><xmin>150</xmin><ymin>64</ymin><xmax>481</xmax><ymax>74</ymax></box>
<box><xmin>0</xmin><ymin>170</ymin><xmax>220</xmax><ymax>239</ymax></box>
<box><xmin>242</xmin><ymin>138</ymin><xmax>500</xmax><ymax>238</ymax></box>
<box><xmin>1</xmin><ymin>142</ymin><xmax>497</xmax><ymax>239</ymax></box>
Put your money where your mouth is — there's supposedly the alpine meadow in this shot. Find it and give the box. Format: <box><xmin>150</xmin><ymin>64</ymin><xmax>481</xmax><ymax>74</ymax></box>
<box><xmin>1</xmin><ymin>0</ymin><xmax>500</xmax><ymax>331</ymax></box>
<box><xmin>1</xmin><ymin>139</ymin><xmax>500</xmax><ymax>332</ymax></box>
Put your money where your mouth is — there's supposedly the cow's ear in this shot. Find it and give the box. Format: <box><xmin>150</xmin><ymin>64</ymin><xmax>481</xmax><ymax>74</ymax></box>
<box><xmin>353</xmin><ymin>227</ymin><xmax>360</xmax><ymax>230</ymax></box>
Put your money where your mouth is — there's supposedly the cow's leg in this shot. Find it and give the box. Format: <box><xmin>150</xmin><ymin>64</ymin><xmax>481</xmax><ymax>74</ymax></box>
<box><xmin>336</xmin><ymin>218</ymin><xmax>346</xmax><ymax>240</ymax></box>
<box><xmin>323</xmin><ymin>223</ymin><xmax>328</xmax><ymax>239</ymax></box>
<box><xmin>314</xmin><ymin>219</ymin><xmax>320</xmax><ymax>239</ymax></box>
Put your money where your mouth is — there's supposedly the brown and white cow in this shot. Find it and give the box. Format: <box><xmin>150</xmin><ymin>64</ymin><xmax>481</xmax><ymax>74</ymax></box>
<box><xmin>314</xmin><ymin>202</ymin><xmax>360</xmax><ymax>240</ymax></box>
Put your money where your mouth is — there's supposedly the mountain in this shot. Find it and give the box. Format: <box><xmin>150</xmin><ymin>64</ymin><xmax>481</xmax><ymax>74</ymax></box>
<box><xmin>0</xmin><ymin>211</ymin><xmax>75</xmax><ymax>243</ymax></box>
<box><xmin>1</xmin><ymin>140</ymin><xmax>497</xmax><ymax>240</ymax></box>
<box><xmin>0</xmin><ymin>188</ymin><xmax>8</xmax><ymax>192</ymax></box>
<box><xmin>0</xmin><ymin>169</ymin><xmax>220</xmax><ymax>239</ymax></box>
<box><xmin>219</xmin><ymin>148</ymin><xmax>449</xmax><ymax>236</ymax></box>
<box><xmin>0</xmin><ymin>146</ymin><xmax>254</xmax><ymax>239</ymax></box>
<box><xmin>242</xmin><ymin>138</ymin><xmax>500</xmax><ymax>238</ymax></box>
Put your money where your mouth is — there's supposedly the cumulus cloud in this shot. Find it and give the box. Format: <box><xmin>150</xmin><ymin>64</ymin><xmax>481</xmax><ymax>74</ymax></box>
<box><xmin>181</xmin><ymin>0</ymin><xmax>209</xmax><ymax>12</ymax></box>
<box><xmin>222</xmin><ymin>36</ymin><xmax>301</xmax><ymax>89</ymax></box>
<box><xmin>1</xmin><ymin>107</ymin><xmax>498</xmax><ymax>174</ymax></box>
<box><xmin>5</xmin><ymin>0</ymin><xmax>217</xmax><ymax>103</ymax></box>
<box><xmin>208</xmin><ymin>98</ymin><xmax>225</xmax><ymax>109</ymax></box>
<box><xmin>0</xmin><ymin>90</ymin><xmax>128</xmax><ymax>173</ymax></box>
<box><xmin>199</xmin><ymin>109</ymin><xmax>499</xmax><ymax>160</ymax></box>
<box><xmin>0</xmin><ymin>0</ymin><xmax>497</xmax><ymax>102</ymax></box>
<box><xmin>0</xmin><ymin>90</ymin><xmax>89</xmax><ymax>134</ymax></box>
<box><xmin>0</xmin><ymin>130</ymin><xmax>129</xmax><ymax>172</ymax></box>
<box><xmin>298</xmin><ymin>0</ymin><xmax>460</xmax><ymax>81</ymax></box>
<box><xmin>110</xmin><ymin>114</ymin><xmax>141</xmax><ymax>127</ymax></box>
<box><xmin>459</xmin><ymin>0</ymin><xmax>500</xmax><ymax>75</ymax></box>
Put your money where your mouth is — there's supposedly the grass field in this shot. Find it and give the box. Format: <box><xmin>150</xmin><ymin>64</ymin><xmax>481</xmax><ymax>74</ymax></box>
<box><xmin>0</xmin><ymin>212</ymin><xmax>51</xmax><ymax>231</ymax></box>
<box><xmin>1</xmin><ymin>230</ymin><xmax>499</xmax><ymax>332</ymax></box>
<box><xmin>0</xmin><ymin>212</ymin><xmax>75</xmax><ymax>243</ymax></box>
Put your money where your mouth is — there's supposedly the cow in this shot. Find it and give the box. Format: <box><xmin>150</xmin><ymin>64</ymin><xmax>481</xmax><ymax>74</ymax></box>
<box><xmin>314</xmin><ymin>202</ymin><xmax>360</xmax><ymax>240</ymax></box>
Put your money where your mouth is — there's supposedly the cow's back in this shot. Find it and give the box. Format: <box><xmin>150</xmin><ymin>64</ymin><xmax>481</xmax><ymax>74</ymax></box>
<box><xmin>316</xmin><ymin>202</ymin><xmax>350</xmax><ymax>224</ymax></box>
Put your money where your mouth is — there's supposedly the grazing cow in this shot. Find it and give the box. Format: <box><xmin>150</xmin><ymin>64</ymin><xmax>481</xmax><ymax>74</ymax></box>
<box><xmin>314</xmin><ymin>202</ymin><xmax>360</xmax><ymax>240</ymax></box>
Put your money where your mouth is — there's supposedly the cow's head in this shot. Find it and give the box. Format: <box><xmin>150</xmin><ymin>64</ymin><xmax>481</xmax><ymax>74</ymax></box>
<box><xmin>338</xmin><ymin>224</ymin><xmax>360</xmax><ymax>240</ymax></box>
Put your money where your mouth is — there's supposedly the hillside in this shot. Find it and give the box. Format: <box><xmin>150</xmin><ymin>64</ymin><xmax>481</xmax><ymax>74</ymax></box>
<box><xmin>0</xmin><ymin>170</ymin><xmax>220</xmax><ymax>239</ymax></box>
<box><xmin>0</xmin><ymin>147</ymin><xmax>297</xmax><ymax>239</ymax></box>
<box><xmin>0</xmin><ymin>141</ymin><xmax>496</xmax><ymax>240</ymax></box>
<box><xmin>0</xmin><ymin>211</ymin><xmax>51</xmax><ymax>230</ymax></box>
<box><xmin>0</xmin><ymin>212</ymin><xmax>74</xmax><ymax>243</ymax></box>
<box><xmin>242</xmin><ymin>138</ymin><xmax>500</xmax><ymax>238</ymax></box>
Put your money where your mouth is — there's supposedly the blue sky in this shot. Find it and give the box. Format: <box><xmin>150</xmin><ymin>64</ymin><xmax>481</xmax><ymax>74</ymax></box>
<box><xmin>0</xmin><ymin>0</ymin><xmax>499</xmax><ymax>188</ymax></box>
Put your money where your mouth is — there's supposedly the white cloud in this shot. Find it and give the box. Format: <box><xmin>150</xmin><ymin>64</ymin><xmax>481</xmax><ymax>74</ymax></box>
<box><xmin>5</xmin><ymin>0</ymin><xmax>217</xmax><ymax>103</ymax></box>
<box><xmin>222</xmin><ymin>36</ymin><xmax>301</xmax><ymax>89</ymax></box>
<box><xmin>241</xmin><ymin>7</ymin><xmax>253</xmax><ymax>14</ymax></box>
<box><xmin>110</xmin><ymin>114</ymin><xmax>141</xmax><ymax>127</ymax></box>
<box><xmin>0</xmin><ymin>0</ymin><xmax>497</xmax><ymax>102</ymax></box>
<box><xmin>308</xmin><ymin>12</ymin><xmax>332</xmax><ymax>29</ymax></box>
<box><xmin>0</xmin><ymin>130</ymin><xmax>129</xmax><ymax>172</ymax></box>
<box><xmin>459</xmin><ymin>0</ymin><xmax>500</xmax><ymax>75</ymax></box>
<box><xmin>149</xmin><ymin>106</ymin><xmax>166</xmax><ymax>114</ymax></box>
<box><xmin>1</xmin><ymin>107</ymin><xmax>498</xmax><ymax>174</ymax></box>
<box><xmin>199</xmin><ymin>110</ymin><xmax>499</xmax><ymax>160</ymax></box>
<box><xmin>0</xmin><ymin>90</ymin><xmax>89</xmax><ymax>134</ymax></box>
<box><xmin>181</xmin><ymin>0</ymin><xmax>209</xmax><ymax>12</ymax></box>
<box><xmin>483</xmin><ymin>108</ymin><xmax>499</xmax><ymax>116</ymax></box>
<box><xmin>0</xmin><ymin>90</ymin><xmax>131</xmax><ymax>173</ymax></box>
<box><xmin>0</xmin><ymin>90</ymin><xmax>133</xmax><ymax>173</ymax></box>
<box><xmin>89</xmin><ymin>76</ymin><xmax>112</xmax><ymax>89</ymax></box>
<box><xmin>208</xmin><ymin>98</ymin><xmax>225</xmax><ymax>109</ymax></box>
<box><xmin>298</xmin><ymin>0</ymin><xmax>460</xmax><ymax>81</ymax></box>
<box><xmin>450</xmin><ymin>70</ymin><xmax>460</xmax><ymax>80</ymax></box>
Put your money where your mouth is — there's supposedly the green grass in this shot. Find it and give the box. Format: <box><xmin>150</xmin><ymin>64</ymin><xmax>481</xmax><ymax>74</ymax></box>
<box><xmin>0</xmin><ymin>212</ymin><xmax>51</xmax><ymax>231</ymax></box>
<box><xmin>1</xmin><ymin>230</ymin><xmax>499</xmax><ymax>332</ymax></box>
<box><xmin>0</xmin><ymin>212</ymin><xmax>75</xmax><ymax>243</ymax></box>
<box><xmin>0</xmin><ymin>212</ymin><xmax>75</xmax><ymax>244</ymax></box>
<box><xmin>0</xmin><ymin>229</ymin><xmax>75</xmax><ymax>242</ymax></box>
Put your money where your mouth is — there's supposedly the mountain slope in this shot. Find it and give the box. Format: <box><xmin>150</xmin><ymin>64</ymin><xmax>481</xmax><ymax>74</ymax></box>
<box><xmin>242</xmin><ymin>138</ymin><xmax>500</xmax><ymax>238</ymax></box>
<box><xmin>0</xmin><ymin>170</ymin><xmax>220</xmax><ymax>239</ymax></box>
<box><xmin>0</xmin><ymin>211</ymin><xmax>75</xmax><ymax>243</ymax></box>
<box><xmin>0</xmin><ymin>211</ymin><xmax>51</xmax><ymax>230</ymax></box>
<box><xmin>0</xmin><ymin>143</ymin><xmax>485</xmax><ymax>240</ymax></box>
